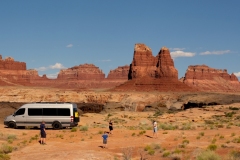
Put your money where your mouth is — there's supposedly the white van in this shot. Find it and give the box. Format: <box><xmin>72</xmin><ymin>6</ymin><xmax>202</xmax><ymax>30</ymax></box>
<box><xmin>4</xmin><ymin>103</ymin><xmax>80</xmax><ymax>129</ymax></box>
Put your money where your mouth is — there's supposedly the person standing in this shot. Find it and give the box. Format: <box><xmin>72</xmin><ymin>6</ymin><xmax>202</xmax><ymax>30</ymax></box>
<box><xmin>40</xmin><ymin>121</ymin><xmax>46</xmax><ymax>145</ymax></box>
<box><xmin>153</xmin><ymin>121</ymin><xmax>158</xmax><ymax>138</ymax></box>
<box><xmin>109</xmin><ymin>120</ymin><xmax>113</xmax><ymax>134</ymax></box>
<box><xmin>102</xmin><ymin>131</ymin><xmax>108</xmax><ymax>148</ymax></box>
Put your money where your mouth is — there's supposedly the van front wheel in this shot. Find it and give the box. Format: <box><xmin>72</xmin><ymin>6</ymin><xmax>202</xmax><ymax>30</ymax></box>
<box><xmin>8</xmin><ymin>122</ymin><xmax>16</xmax><ymax>129</ymax></box>
<box><xmin>52</xmin><ymin>122</ymin><xmax>62</xmax><ymax>130</ymax></box>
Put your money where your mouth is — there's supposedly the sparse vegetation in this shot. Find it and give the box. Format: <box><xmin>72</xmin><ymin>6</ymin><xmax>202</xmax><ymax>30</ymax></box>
<box><xmin>207</xmin><ymin>144</ymin><xmax>217</xmax><ymax>151</ymax></box>
<box><xmin>79</xmin><ymin>126</ymin><xmax>88</xmax><ymax>131</ymax></box>
<box><xmin>196</xmin><ymin>150</ymin><xmax>221</xmax><ymax>160</ymax></box>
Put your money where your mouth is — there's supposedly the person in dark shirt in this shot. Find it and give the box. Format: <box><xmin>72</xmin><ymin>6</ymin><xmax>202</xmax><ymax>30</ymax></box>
<box><xmin>109</xmin><ymin>120</ymin><xmax>113</xmax><ymax>134</ymax></box>
<box><xmin>102</xmin><ymin>131</ymin><xmax>108</xmax><ymax>148</ymax></box>
<box><xmin>40</xmin><ymin>121</ymin><xmax>46</xmax><ymax>145</ymax></box>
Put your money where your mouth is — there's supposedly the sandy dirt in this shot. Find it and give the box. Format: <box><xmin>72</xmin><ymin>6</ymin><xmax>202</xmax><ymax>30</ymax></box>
<box><xmin>1</xmin><ymin>103</ymin><xmax>240</xmax><ymax>160</ymax></box>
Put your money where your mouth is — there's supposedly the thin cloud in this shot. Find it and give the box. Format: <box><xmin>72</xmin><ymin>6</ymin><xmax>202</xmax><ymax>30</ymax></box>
<box><xmin>46</xmin><ymin>72</ymin><xmax>59</xmax><ymax>79</ymax></box>
<box><xmin>35</xmin><ymin>63</ymin><xmax>66</xmax><ymax>71</ymax></box>
<box><xmin>170</xmin><ymin>48</ymin><xmax>185</xmax><ymax>51</ymax></box>
<box><xmin>35</xmin><ymin>66</ymin><xmax>47</xmax><ymax>71</ymax></box>
<box><xmin>170</xmin><ymin>51</ymin><xmax>195</xmax><ymax>58</ymax></box>
<box><xmin>200</xmin><ymin>50</ymin><xmax>230</xmax><ymax>55</ymax></box>
<box><xmin>66</xmin><ymin>44</ymin><xmax>73</xmax><ymax>48</ymax></box>
<box><xmin>49</xmin><ymin>63</ymin><xmax>66</xmax><ymax>69</ymax></box>
<box><xmin>234</xmin><ymin>72</ymin><xmax>240</xmax><ymax>77</ymax></box>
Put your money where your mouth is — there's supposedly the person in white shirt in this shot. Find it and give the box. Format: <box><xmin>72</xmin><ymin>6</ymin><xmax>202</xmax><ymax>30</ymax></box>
<box><xmin>153</xmin><ymin>121</ymin><xmax>158</xmax><ymax>138</ymax></box>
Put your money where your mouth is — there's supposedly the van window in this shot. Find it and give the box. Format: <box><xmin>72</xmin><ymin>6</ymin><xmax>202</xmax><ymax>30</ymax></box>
<box><xmin>58</xmin><ymin>108</ymin><xmax>70</xmax><ymax>116</ymax></box>
<box><xmin>43</xmin><ymin>108</ymin><xmax>57</xmax><ymax>116</ymax></box>
<box><xmin>15</xmin><ymin>108</ymin><xmax>25</xmax><ymax>116</ymax></box>
<box><xmin>28</xmin><ymin>108</ymin><xmax>42</xmax><ymax>116</ymax></box>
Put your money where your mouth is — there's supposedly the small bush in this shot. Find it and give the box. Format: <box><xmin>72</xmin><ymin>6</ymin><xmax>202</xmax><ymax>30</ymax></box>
<box><xmin>196</xmin><ymin>150</ymin><xmax>221</xmax><ymax>160</ymax></box>
<box><xmin>182</xmin><ymin>139</ymin><xmax>189</xmax><ymax>145</ymax></box>
<box><xmin>79</xmin><ymin>126</ymin><xmax>88</xmax><ymax>131</ymax></box>
<box><xmin>229</xmin><ymin>106</ymin><xmax>239</xmax><ymax>110</ymax></box>
<box><xmin>225</xmin><ymin>112</ymin><xmax>236</xmax><ymax>117</ymax></box>
<box><xmin>207</xmin><ymin>144</ymin><xmax>217</xmax><ymax>151</ymax></box>
<box><xmin>232</xmin><ymin>137</ymin><xmax>240</xmax><ymax>143</ymax></box>
<box><xmin>131</xmin><ymin>133</ymin><xmax>135</xmax><ymax>136</ymax></box>
<box><xmin>162</xmin><ymin>151</ymin><xmax>171</xmax><ymax>157</ymax></box>
<box><xmin>148</xmin><ymin>149</ymin><xmax>155</xmax><ymax>155</ymax></box>
<box><xmin>0</xmin><ymin>153</ymin><xmax>10</xmax><ymax>160</ymax></box>
<box><xmin>138</xmin><ymin>130</ymin><xmax>146</xmax><ymax>136</ymax></box>
<box><xmin>144</xmin><ymin>145</ymin><xmax>151</xmax><ymax>151</ymax></box>
<box><xmin>199</xmin><ymin>132</ymin><xmax>204</xmax><ymax>136</ymax></box>
<box><xmin>0</xmin><ymin>144</ymin><xmax>13</xmax><ymax>154</ymax></box>
<box><xmin>71</xmin><ymin>127</ymin><xmax>77</xmax><ymax>132</ymax></box>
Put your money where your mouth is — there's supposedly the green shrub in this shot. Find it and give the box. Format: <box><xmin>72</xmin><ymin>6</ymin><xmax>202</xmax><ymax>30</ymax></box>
<box><xmin>212</xmin><ymin>138</ymin><xmax>217</xmax><ymax>144</ymax></box>
<box><xmin>148</xmin><ymin>149</ymin><xmax>155</xmax><ymax>155</ymax></box>
<box><xmin>7</xmin><ymin>134</ymin><xmax>16</xmax><ymax>141</ymax></box>
<box><xmin>199</xmin><ymin>132</ymin><xmax>205</xmax><ymax>136</ymax></box>
<box><xmin>196</xmin><ymin>150</ymin><xmax>221</xmax><ymax>160</ymax></box>
<box><xmin>0</xmin><ymin>153</ymin><xmax>10</xmax><ymax>160</ymax></box>
<box><xmin>207</xmin><ymin>144</ymin><xmax>217</xmax><ymax>151</ymax></box>
<box><xmin>144</xmin><ymin>145</ymin><xmax>151</xmax><ymax>151</ymax></box>
<box><xmin>232</xmin><ymin>137</ymin><xmax>240</xmax><ymax>143</ymax></box>
<box><xmin>131</xmin><ymin>133</ymin><xmax>135</xmax><ymax>136</ymax></box>
<box><xmin>225</xmin><ymin>112</ymin><xmax>236</xmax><ymax>117</ymax></box>
<box><xmin>71</xmin><ymin>127</ymin><xmax>77</xmax><ymax>132</ymax></box>
<box><xmin>138</xmin><ymin>130</ymin><xmax>146</xmax><ymax>136</ymax></box>
<box><xmin>0</xmin><ymin>144</ymin><xmax>13</xmax><ymax>154</ymax></box>
<box><xmin>79</xmin><ymin>126</ymin><xmax>88</xmax><ymax>131</ymax></box>
<box><xmin>151</xmin><ymin>143</ymin><xmax>161</xmax><ymax>150</ymax></box>
<box><xmin>182</xmin><ymin>139</ymin><xmax>189</xmax><ymax>145</ymax></box>
<box><xmin>229</xmin><ymin>106</ymin><xmax>239</xmax><ymax>110</ymax></box>
<box><xmin>162</xmin><ymin>151</ymin><xmax>170</xmax><ymax>157</ymax></box>
<box><xmin>159</xmin><ymin>123</ymin><xmax>178</xmax><ymax>130</ymax></box>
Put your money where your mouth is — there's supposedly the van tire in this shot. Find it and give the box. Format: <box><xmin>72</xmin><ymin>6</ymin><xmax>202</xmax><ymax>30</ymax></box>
<box><xmin>52</xmin><ymin>121</ymin><xmax>62</xmax><ymax>130</ymax></box>
<box><xmin>8</xmin><ymin>122</ymin><xmax>16</xmax><ymax>129</ymax></box>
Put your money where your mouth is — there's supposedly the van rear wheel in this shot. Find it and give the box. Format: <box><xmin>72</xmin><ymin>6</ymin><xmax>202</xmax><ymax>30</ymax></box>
<box><xmin>52</xmin><ymin>122</ymin><xmax>62</xmax><ymax>130</ymax></box>
<box><xmin>8</xmin><ymin>122</ymin><xmax>16</xmax><ymax>129</ymax></box>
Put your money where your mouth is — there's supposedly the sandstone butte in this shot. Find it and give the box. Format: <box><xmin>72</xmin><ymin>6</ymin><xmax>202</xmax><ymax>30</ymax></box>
<box><xmin>113</xmin><ymin>44</ymin><xmax>196</xmax><ymax>92</ymax></box>
<box><xmin>0</xmin><ymin>55</ymin><xmax>129</xmax><ymax>89</ymax></box>
<box><xmin>182</xmin><ymin>65</ymin><xmax>240</xmax><ymax>92</ymax></box>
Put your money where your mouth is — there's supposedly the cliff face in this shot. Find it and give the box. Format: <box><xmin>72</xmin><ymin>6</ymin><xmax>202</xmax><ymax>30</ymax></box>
<box><xmin>0</xmin><ymin>55</ymin><xmax>26</xmax><ymax>70</ymax></box>
<box><xmin>183</xmin><ymin>65</ymin><xmax>240</xmax><ymax>92</ymax></box>
<box><xmin>114</xmin><ymin>44</ymin><xmax>195</xmax><ymax>92</ymax></box>
<box><xmin>57</xmin><ymin>64</ymin><xmax>105</xmax><ymax>80</ymax></box>
<box><xmin>107</xmin><ymin>65</ymin><xmax>129</xmax><ymax>80</ymax></box>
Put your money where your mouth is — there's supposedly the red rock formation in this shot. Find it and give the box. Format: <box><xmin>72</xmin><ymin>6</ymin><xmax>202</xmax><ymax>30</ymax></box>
<box><xmin>57</xmin><ymin>63</ymin><xmax>105</xmax><ymax>80</ymax></box>
<box><xmin>0</xmin><ymin>55</ymin><xmax>26</xmax><ymax>70</ymax></box>
<box><xmin>183</xmin><ymin>65</ymin><xmax>240</xmax><ymax>92</ymax></box>
<box><xmin>114</xmin><ymin>44</ymin><xmax>195</xmax><ymax>92</ymax></box>
<box><xmin>107</xmin><ymin>65</ymin><xmax>129</xmax><ymax>80</ymax></box>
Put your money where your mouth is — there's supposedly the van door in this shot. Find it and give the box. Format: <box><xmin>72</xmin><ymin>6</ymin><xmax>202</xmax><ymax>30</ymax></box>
<box><xmin>73</xmin><ymin>108</ymin><xmax>79</xmax><ymax>122</ymax></box>
<box><xmin>14</xmin><ymin>108</ymin><xmax>26</xmax><ymax>127</ymax></box>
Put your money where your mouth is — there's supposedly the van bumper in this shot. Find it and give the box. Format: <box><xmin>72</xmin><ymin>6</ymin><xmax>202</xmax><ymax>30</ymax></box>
<box><xmin>4</xmin><ymin>121</ymin><xmax>8</xmax><ymax>126</ymax></box>
<box><xmin>70</xmin><ymin>122</ymin><xmax>78</xmax><ymax>127</ymax></box>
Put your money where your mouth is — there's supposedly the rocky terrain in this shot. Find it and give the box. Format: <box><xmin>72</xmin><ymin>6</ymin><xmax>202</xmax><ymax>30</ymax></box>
<box><xmin>1</xmin><ymin>103</ymin><xmax>240</xmax><ymax>160</ymax></box>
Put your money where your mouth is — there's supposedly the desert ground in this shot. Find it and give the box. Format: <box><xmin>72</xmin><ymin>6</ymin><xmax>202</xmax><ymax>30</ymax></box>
<box><xmin>1</xmin><ymin>101</ymin><xmax>240</xmax><ymax>160</ymax></box>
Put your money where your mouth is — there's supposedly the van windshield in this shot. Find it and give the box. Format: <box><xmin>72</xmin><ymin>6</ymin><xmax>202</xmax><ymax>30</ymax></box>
<box><xmin>15</xmin><ymin>108</ymin><xmax>25</xmax><ymax>116</ymax></box>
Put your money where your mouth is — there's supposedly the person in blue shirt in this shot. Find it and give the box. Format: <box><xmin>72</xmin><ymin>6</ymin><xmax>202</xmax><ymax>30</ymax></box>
<box><xmin>40</xmin><ymin>121</ymin><xmax>46</xmax><ymax>145</ymax></box>
<box><xmin>102</xmin><ymin>131</ymin><xmax>108</xmax><ymax>148</ymax></box>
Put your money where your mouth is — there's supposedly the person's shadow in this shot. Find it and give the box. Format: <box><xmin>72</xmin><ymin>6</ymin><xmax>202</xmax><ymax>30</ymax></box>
<box><xmin>98</xmin><ymin>146</ymin><xmax>104</xmax><ymax>148</ymax></box>
<box><xmin>145</xmin><ymin>135</ymin><xmax>153</xmax><ymax>138</ymax></box>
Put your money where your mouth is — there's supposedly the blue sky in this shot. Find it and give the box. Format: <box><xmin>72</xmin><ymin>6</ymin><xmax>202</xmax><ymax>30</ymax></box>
<box><xmin>0</xmin><ymin>1</ymin><xmax>239</xmax><ymax>79</ymax></box>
